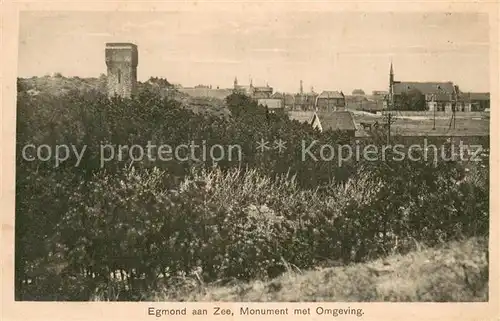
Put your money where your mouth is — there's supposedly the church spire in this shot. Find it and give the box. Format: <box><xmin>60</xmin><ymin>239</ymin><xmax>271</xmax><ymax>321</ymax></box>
<box><xmin>389</xmin><ymin>61</ymin><xmax>394</xmax><ymax>90</ymax></box>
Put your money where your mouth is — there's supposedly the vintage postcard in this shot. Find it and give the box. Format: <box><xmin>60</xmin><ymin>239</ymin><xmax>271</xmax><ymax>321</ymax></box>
<box><xmin>1</xmin><ymin>0</ymin><xmax>498</xmax><ymax>320</ymax></box>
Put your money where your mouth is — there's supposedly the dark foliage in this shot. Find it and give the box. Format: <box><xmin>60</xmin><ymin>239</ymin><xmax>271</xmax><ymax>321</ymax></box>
<box><xmin>396</xmin><ymin>89</ymin><xmax>427</xmax><ymax>111</ymax></box>
<box><xmin>15</xmin><ymin>86</ymin><xmax>489</xmax><ymax>300</ymax></box>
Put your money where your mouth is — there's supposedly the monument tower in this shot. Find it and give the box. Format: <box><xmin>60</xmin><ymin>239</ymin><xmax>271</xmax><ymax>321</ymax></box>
<box><xmin>105</xmin><ymin>43</ymin><xmax>138</xmax><ymax>98</ymax></box>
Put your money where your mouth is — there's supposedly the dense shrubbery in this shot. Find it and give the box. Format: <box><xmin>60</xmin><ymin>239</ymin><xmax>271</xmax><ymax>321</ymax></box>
<box><xmin>15</xmin><ymin>84</ymin><xmax>489</xmax><ymax>300</ymax></box>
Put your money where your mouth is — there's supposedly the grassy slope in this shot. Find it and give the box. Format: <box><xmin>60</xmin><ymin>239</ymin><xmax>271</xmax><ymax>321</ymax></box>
<box><xmin>19</xmin><ymin>76</ymin><xmax>230</xmax><ymax>118</ymax></box>
<box><xmin>152</xmin><ymin>237</ymin><xmax>488</xmax><ymax>302</ymax></box>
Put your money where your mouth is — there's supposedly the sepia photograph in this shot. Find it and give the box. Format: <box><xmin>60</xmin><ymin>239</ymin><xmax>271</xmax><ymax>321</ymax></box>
<box><xmin>10</xmin><ymin>6</ymin><xmax>493</xmax><ymax>307</ymax></box>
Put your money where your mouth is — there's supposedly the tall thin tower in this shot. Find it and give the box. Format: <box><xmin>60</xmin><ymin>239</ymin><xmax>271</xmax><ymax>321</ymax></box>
<box><xmin>389</xmin><ymin>61</ymin><xmax>394</xmax><ymax>109</ymax></box>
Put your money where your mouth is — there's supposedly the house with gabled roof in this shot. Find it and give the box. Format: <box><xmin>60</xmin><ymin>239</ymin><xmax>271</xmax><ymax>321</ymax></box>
<box><xmin>258</xmin><ymin>98</ymin><xmax>283</xmax><ymax>112</ymax></box>
<box><xmin>315</xmin><ymin>91</ymin><xmax>346</xmax><ymax>111</ymax></box>
<box><xmin>454</xmin><ymin>92</ymin><xmax>490</xmax><ymax>113</ymax></box>
<box><xmin>272</xmin><ymin>92</ymin><xmax>295</xmax><ymax>109</ymax></box>
<box><xmin>468</xmin><ymin>92</ymin><xmax>490</xmax><ymax>111</ymax></box>
<box><xmin>311</xmin><ymin>111</ymin><xmax>357</xmax><ymax>137</ymax></box>
<box><xmin>288</xmin><ymin>110</ymin><xmax>358</xmax><ymax>138</ymax></box>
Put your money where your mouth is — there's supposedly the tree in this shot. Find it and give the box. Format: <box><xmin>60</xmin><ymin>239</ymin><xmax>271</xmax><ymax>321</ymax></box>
<box><xmin>397</xmin><ymin>88</ymin><xmax>426</xmax><ymax>111</ymax></box>
<box><xmin>224</xmin><ymin>92</ymin><xmax>259</xmax><ymax>118</ymax></box>
<box><xmin>352</xmin><ymin>89</ymin><xmax>365</xmax><ymax>96</ymax></box>
<box><xmin>17</xmin><ymin>78</ymin><xmax>25</xmax><ymax>93</ymax></box>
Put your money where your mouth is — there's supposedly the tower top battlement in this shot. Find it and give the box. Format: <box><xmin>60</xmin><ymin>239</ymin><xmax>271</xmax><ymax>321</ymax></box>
<box><xmin>106</xmin><ymin>42</ymin><xmax>137</xmax><ymax>47</ymax></box>
<box><xmin>105</xmin><ymin>43</ymin><xmax>138</xmax><ymax>67</ymax></box>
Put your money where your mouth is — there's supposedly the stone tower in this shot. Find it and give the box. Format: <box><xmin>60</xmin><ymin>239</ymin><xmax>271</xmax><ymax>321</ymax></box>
<box><xmin>105</xmin><ymin>43</ymin><xmax>138</xmax><ymax>98</ymax></box>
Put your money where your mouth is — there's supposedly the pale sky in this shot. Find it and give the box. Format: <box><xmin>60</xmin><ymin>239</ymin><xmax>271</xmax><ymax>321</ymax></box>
<box><xmin>18</xmin><ymin>11</ymin><xmax>490</xmax><ymax>93</ymax></box>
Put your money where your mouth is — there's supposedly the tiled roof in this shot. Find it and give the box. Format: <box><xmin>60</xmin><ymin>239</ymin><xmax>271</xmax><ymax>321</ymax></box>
<box><xmin>297</xmin><ymin>92</ymin><xmax>319</xmax><ymax>96</ymax></box>
<box><xmin>254</xmin><ymin>86</ymin><xmax>273</xmax><ymax>91</ymax></box>
<box><xmin>317</xmin><ymin>91</ymin><xmax>344</xmax><ymax>99</ymax></box>
<box><xmin>393</xmin><ymin>82</ymin><xmax>455</xmax><ymax>95</ymax></box>
<box><xmin>458</xmin><ymin>96</ymin><xmax>471</xmax><ymax>103</ymax></box>
<box><xmin>315</xmin><ymin>111</ymin><xmax>357</xmax><ymax>131</ymax></box>
<box><xmin>468</xmin><ymin>92</ymin><xmax>490</xmax><ymax>101</ymax></box>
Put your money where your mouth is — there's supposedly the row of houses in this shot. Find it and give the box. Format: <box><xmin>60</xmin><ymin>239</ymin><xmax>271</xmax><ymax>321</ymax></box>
<box><xmin>232</xmin><ymin>78</ymin><xmax>348</xmax><ymax>112</ymax></box>
<box><xmin>173</xmin><ymin>68</ymin><xmax>490</xmax><ymax>115</ymax></box>
<box><xmin>234</xmin><ymin>67</ymin><xmax>491</xmax><ymax>115</ymax></box>
<box><xmin>258</xmin><ymin>90</ymin><xmax>347</xmax><ymax>112</ymax></box>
